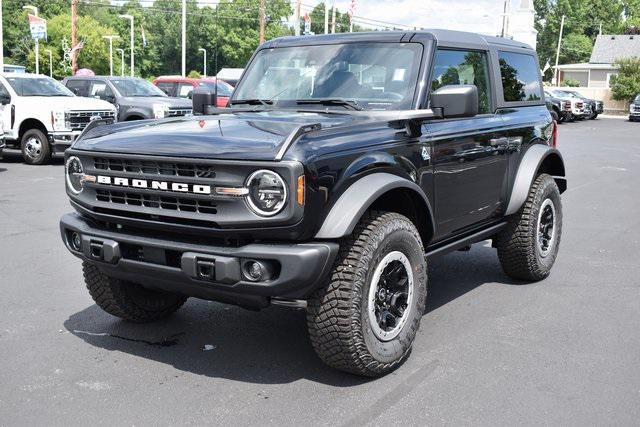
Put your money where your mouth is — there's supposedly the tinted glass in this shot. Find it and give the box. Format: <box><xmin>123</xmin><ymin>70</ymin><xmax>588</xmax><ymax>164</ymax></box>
<box><xmin>498</xmin><ymin>51</ymin><xmax>542</xmax><ymax>102</ymax></box>
<box><xmin>7</xmin><ymin>77</ymin><xmax>73</xmax><ymax>97</ymax></box>
<box><xmin>430</xmin><ymin>49</ymin><xmax>492</xmax><ymax>114</ymax></box>
<box><xmin>89</xmin><ymin>81</ymin><xmax>114</xmax><ymax>99</ymax></box>
<box><xmin>110</xmin><ymin>79</ymin><xmax>166</xmax><ymax>97</ymax></box>
<box><xmin>178</xmin><ymin>83</ymin><xmax>194</xmax><ymax>98</ymax></box>
<box><xmin>199</xmin><ymin>81</ymin><xmax>233</xmax><ymax>97</ymax></box>
<box><xmin>155</xmin><ymin>82</ymin><xmax>175</xmax><ymax>96</ymax></box>
<box><xmin>65</xmin><ymin>80</ymin><xmax>89</xmax><ymax>96</ymax></box>
<box><xmin>234</xmin><ymin>42</ymin><xmax>423</xmax><ymax>110</ymax></box>
<box><xmin>0</xmin><ymin>83</ymin><xmax>9</xmax><ymax>97</ymax></box>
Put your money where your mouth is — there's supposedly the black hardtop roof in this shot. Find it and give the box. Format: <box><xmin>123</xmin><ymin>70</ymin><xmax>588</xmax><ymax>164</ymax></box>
<box><xmin>264</xmin><ymin>29</ymin><xmax>533</xmax><ymax>51</ymax></box>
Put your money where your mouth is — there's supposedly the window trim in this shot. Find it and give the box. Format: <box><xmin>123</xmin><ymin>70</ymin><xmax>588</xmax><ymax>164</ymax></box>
<box><xmin>495</xmin><ymin>48</ymin><xmax>545</xmax><ymax>108</ymax></box>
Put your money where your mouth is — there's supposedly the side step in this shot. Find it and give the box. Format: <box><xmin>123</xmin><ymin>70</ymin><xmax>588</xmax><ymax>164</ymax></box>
<box><xmin>425</xmin><ymin>222</ymin><xmax>507</xmax><ymax>260</ymax></box>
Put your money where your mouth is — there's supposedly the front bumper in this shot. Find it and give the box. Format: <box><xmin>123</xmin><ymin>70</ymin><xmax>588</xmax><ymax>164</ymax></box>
<box><xmin>49</xmin><ymin>131</ymin><xmax>82</xmax><ymax>153</ymax></box>
<box><xmin>60</xmin><ymin>213</ymin><xmax>339</xmax><ymax>308</ymax></box>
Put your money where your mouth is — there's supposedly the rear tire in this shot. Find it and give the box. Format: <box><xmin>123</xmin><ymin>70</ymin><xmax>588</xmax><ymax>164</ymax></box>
<box><xmin>307</xmin><ymin>211</ymin><xmax>428</xmax><ymax>377</ymax></box>
<box><xmin>83</xmin><ymin>262</ymin><xmax>187</xmax><ymax>323</ymax></box>
<box><xmin>550</xmin><ymin>110</ymin><xmax>559</xmax><ymax>122</ymax></box>
<box><xmin>21</xmin><ymin>129</ymin><xmax>51</xmax><ymax>165</ymax></box>
<box><xmin>495</xmin><ymin>174</ymin><xmax>562</xmax><ymax>281</ymax></box>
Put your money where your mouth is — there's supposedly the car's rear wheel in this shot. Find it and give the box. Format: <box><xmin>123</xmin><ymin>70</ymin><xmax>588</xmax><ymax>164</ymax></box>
<box><xmin>83</xmin><ymin>262</ymin><xmax>187</xmax><ymax>323</ymax></box>
<box><xmin>21</xmin><ymin>129</ymin><xmax>51</xmax><ymax>165</ymax></box>
<box><xmin>307</xmin><ymin>211</ymin><xmax>428</xmax><ymax>377</ymax></box>
<box><xmin>550</xmin><ymin>110</ymin><xmax>559</xmax><ymax>122</ymax></box>
<box><xmin>495</xmin><ymin>174</ymin><xmax>562</xmax><ymax>281</ymax></box>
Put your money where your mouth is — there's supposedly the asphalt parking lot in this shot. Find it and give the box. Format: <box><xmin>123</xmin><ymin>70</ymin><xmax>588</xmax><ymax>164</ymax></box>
<box><xmin>1</xmin><ymin>117</ymin><xmax>639</xmax><ymax>426</ymax></box>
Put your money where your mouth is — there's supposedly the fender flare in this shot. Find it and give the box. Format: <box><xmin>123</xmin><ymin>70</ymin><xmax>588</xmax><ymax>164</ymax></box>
<box><xmin>505</xmin><ymin>145</ymin><xmax>566</xmax><ymax>216</ymax></box>
<box><xmin>315</xmin><ymin>172</ymin><xmax>435</xmax><ymax>239</ymax></box>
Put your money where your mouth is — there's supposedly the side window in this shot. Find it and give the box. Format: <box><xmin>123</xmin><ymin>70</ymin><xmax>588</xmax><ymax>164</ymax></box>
<box><xmin>498</xmin><ymin>51</ymin><xmax>542</xmax><ymax>102</ymax></box>
<box><xmin>178</xmin><ymin>83</ymin><xmax>194</xmax><ymax>98</ymax></box>
<box><xmin>0</xmin><ymin>82</ymin><xmax>10</xmax><ymax>97</ymax></box>
<box><xmin>89</xmin><ymin>81</ymin><xmax>114</xmax><ymax>100</ymax></box>
<box><xmin>156</xmin><ymin>82</ymin><xmax>175</xmax><ymax>96</ymax></box>
<box><xmin>430</xmin><ymin>49</ymin><xmax>491</xmax><ymax>114</ymax></box>
<box><xmin>66</xmin><ymin>80</ymin><xmax>88</xmax><ymax>96</ymax></box>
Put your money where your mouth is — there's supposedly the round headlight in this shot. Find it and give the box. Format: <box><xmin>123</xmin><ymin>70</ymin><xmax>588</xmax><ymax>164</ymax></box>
<box><xmin>66</xmin><ymin>156</ymin><xmax>84</xmax><ymax>194</ymax></box>
<box><xmin>245</xmin><ymin>170</ymin><xmax>287</xmax><ymax>216</ymax></box>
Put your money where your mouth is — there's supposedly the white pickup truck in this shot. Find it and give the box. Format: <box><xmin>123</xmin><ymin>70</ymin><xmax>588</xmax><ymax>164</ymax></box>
<box><xmin>0</xmin><ymin>73</ymin><xmax>117</xmax><ymax>165</ymax></box>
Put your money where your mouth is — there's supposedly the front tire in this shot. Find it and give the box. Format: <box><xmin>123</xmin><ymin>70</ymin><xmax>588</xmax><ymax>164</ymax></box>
<box><xmin>21</xmin><ymin>129</ymin><xmax>51</xmax><ymax>165</ymax></box>
<box><xmin>495</xmin><ymin>174</ymin><xmax>562</xmax><ymax>281</ymax></box>
<box><xmin>307</xmin><ymin>211</ymin><xmax>428</xmax><ymax>377</ymax></box>
<box><xmin>83</xmin><ymin>262</ymin><xmax>187</xmax><ymax>323</ymax></box>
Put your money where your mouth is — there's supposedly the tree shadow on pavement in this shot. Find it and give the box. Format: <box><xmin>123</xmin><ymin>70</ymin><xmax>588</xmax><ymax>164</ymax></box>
<box><xmin>64</xmin><ymin>243</ymin><xmax>521</xmax><ymax>385</ymax></box>
<box><xmin>1</xmin><ymin>150</ymin><xmax>65</xmax><ymax>165</ymax></box>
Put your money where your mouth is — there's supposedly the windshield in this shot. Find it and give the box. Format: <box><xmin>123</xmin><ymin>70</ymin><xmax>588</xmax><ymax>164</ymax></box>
<box><xmin>6</xmin><ymin>77</ymin><xmax>73</xmax><ymax>97</ymax></box>
<box><xmin>233</xmin><ymin>42</ymin><xmax>423</xmax><ymax>110</ymax></box>
<box><xmin>635</xmin><ymin>94</ymin><xmax>640</xmax><ymax>103</ymax></box>
<box><xmin>200</xmin><ymin>81</ymin><xmax>233</xmax><ymax>97</ymax></box>
<box><xmin>111</xmin><ymin>79</ymin><xmax>167</xmax><ymax>97</ymax></box>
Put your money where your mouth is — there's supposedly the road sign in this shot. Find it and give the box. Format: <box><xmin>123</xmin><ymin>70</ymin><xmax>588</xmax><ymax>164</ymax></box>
<box><xmin>28</xmin><ymin>14</ymin><xmax>47</xmax><ymax>40</ymax></box>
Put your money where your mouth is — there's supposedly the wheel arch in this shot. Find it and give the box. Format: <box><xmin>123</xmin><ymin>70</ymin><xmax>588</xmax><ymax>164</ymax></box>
<box><xmin>18</xmin><ymin>118</ymin><xmax>48</xmax><ymax>140</ymax></box>
<box><xmin>505</xmin><ymin>144</ymin><xmax>566</xmax><ymax>216</ymax></box>
<box><xmin>314</xmin><ymin>173</ymin><xmax>435</xmax><ymax>244</ymax></box>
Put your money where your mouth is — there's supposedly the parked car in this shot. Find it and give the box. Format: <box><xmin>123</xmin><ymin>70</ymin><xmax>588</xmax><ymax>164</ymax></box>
<box><xmin>60</xmin><ymin>30</ymin><xmax>565</xmax><ymax>377</ymax></box>
<box><xmin>0</xmin><ymin>73</ymin><xmax>116</xmax><ymax>164</ymax></box>
<box><xmin>629</xmin><ymin>94</ymin><xmax>640</xmax><ymax>122</ymax></box>
<box><xmin>544</xmin><ymin>90</ymin><xmax>572</xmax><ymax>122</ymax></box>
<box><xmin>545</xmin><ymin>89</ymin><xmax>586</xmax><ymax>121</ymax></box>
<box><xmin>563</xmin><ymin>90</ymin><xmax>603</xmax><ymax>120</ymax></box>
<box><xmin>62</xmin><ymin>76</ymin><xmax>192</xmax><ymax>122</ymax></box>
<box><xmin>152</xmin><ymin>76</ymin><xmax>233</xmax><ymax>107</ymax></box>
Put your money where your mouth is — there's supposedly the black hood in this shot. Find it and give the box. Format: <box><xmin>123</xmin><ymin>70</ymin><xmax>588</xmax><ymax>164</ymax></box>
<box><xmin>73</xmin><ymin>111</ymin><xmax>355</xmax><ymax>161</ymax></box>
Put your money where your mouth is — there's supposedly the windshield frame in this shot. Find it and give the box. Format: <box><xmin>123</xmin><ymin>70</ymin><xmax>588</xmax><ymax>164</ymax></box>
<box><xmin>5</xmin><ymin>76</ymin><xmax>74</xmax><ymax>97</ymax></box>
<box><xmin>110</xmin><ymin>78</ymin><xmax>167</xmax><ymax>97</ymax></box>
<box><xmin>231</xmin><ymin>41</ymin><xmax>426</xmax><ymax>112</ymax></box>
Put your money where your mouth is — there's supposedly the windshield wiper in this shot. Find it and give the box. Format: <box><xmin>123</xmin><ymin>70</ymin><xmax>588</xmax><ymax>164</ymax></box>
<box><xmin>231</xmin><ymin>99</ymin><xmax>274</xmax><ymax>106</ymax></box>
<box><xmin>295</xmin><ymin>99</ymin><xmax>363</xmax><ymax>111</ymax></box>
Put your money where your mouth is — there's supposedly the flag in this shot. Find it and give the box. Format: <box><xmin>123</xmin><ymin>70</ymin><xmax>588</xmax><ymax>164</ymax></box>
<box><xmin>141</xmin><ymin>24</ymin><xmax>147</xmax><ymax>48</ymax></box>
<box><xmin>28</xmin><ymin>14</ymin><xmax>47</xmax><ymax>40</ymax></box>
<box><xmin>542</xmin><ymin>60</ymin><xmax>551</xmax><ymax>74</ymax></box>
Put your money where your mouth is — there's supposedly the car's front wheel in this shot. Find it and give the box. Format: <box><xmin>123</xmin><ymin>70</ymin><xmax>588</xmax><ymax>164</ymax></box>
<box><xmin>307</xmin><ymin>211</ymin><xmax>428</xmax><ymax>377</ymax></box>
<box><xmin>495</xmin><ymin>174</ymin><xmax>562</xmax><ymax>281</ymax></box>
<box><xmin>21</xmin><ymin>129</ymin><xmax>51</xmax><ymax>165</ymax></box>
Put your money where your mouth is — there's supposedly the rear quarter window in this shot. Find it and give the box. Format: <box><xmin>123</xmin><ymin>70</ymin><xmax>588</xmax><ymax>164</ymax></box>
<box><xmin>498</xmin><ymin>51</ymin><xmax>542</xmax><ymax>102</ymax></box>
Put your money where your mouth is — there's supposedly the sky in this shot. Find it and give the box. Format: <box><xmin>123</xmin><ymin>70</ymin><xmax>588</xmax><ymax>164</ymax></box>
<box><xmin>308</xmin><ymin>0</ymin><xmax>509</xmax><ymax>35</ymax></box>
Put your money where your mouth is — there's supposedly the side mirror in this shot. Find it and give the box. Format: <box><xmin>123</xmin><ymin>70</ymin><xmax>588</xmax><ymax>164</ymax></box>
<box><xmin>192</xmin><ymin>85</ymin><xmax>217</xmax><ymax>115</ymax></box>
<box><xmin>430</xmin><ymin>85</ymin><xmax>478</xmax><ymax>119</ymax></box>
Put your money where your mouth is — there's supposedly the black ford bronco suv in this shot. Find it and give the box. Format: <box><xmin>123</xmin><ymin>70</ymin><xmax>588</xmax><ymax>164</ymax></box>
<box><xmin>60</xmin><ymin>30</ymin><xmax>566</xmax><ymax>377</ymax></box>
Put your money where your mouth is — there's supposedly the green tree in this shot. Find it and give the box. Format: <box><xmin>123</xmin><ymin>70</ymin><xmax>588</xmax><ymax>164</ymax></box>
<box><xmin>610</xmin><ymin>57</ymin><xmax>640</xmax><ymax>101</ymax></box>
<box><xmin>559</xmin><ymin>33</ymin><xmax>593</xmax><ymax>64</ymax></box>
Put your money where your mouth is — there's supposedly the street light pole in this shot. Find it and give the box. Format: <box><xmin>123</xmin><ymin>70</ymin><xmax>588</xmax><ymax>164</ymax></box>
<box><xmin>44</xmin><ymin>49</ymin><xmax>52</xmax><ymax>77</ymax></box>
<box><xmin>103</xmin><ymin>36</ymin><xmax>119</xmax><ymax>76</ymax></box>
<box><xmin>23</xmin><ymin>5</ymin><xmax>39</xmax><ymax>75</ymax></box>
<box><xmin>554</xmin><ymin>15</ymin><xmax>566</xmax><ymax>86</ymax></box>
<box><xmin>119</xmin><ymin>14</ymin><xmax>134</xmax><ymax>76</ymax></box>
<box><xmin>198</xmin><ymin>48</ymin><xmax>207</xmax><ymax>77</ymax></box>
<box><xmin>182</xmin><ymin>0</ymin><xmax>186</xmax><ymax>77</ymax></box>
<box><xmin>116</xmin><ymin>48</ymin><xmax>125</xmax><ymax>76</ymax></box>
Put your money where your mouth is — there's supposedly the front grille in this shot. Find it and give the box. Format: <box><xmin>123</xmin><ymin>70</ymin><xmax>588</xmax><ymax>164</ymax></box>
<box><xmin>634</xmin><ymin>105</ymin><xmax>640</xmax><ymax>112</ymax></box>
<box><xmin>67</xmin><ymin>110</ymin><xmax>116</xmax><ymax>131</ymax></box>
<box><xmin>94</xmin><ymin>157</ymin><xmax>216</xmax><ymax>178</ymax></box>
<box><xmin>563</xmin><ymin>101</ymin><xmax>571</xmax><ymax>110</ymax></box>
<box><xmin>167</xmin><ymin>107</ymin><xmax>192</xmax><ymax>117</ymax></box>
<box><xmin>576</xmin><ymin>102</ymin><xmax>583</xmax><ymax>109</ymax></box>
<box><xmin>96</xmin><ymin>189</ymin><xmax>217</xmax><ymax>214</ymax></box>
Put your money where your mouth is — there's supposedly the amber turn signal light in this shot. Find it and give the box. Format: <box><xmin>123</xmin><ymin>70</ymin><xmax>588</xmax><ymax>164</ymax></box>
<box><xmin>296</xmin><ymin>175</ymin><xmax>305</xmax><ymax>206</ymax></box>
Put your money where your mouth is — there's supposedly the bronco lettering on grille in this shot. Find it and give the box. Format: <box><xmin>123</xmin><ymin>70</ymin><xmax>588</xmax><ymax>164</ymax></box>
<box><xmin>96</xmin><ymin>175</ymin><xmax>212</xmax><ymax>195</ymax></box>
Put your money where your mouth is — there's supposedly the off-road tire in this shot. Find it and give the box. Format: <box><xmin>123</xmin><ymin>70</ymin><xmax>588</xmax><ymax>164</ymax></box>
<box><xmin>589</xmin><ymin>112</ymin><xmax>598</xmax><ymax>120</ymax></box>
<box><xmin>21</xmin><ymin>129</ymin><xmax>51</xmax><ymax>165</ymax></box>
<box><xmin>307</xmin><ymin>211</ymin><xmax>428</xmax><ymax>377</ymax></box>
<box><xmin>550</xmin><ymin>110</ymin><xmax>559</xmax><ymax>123</ymax></box>
<box><xmin>495</xmin><ymin>173</ymin><xmax>562</xmax><ymax>281</ymax></box>
<box><xmin>83</xmin><ymin>262</ymin><xmax>187</xmax><ymax>323</ymax></box>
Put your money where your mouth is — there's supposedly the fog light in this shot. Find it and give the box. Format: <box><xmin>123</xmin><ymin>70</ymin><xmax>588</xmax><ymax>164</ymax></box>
<box><xmin>70</xmin><ymin>232</ymin><xmax>82</xmax><ymax>251</ymax></box>
<box><xmin>242</xmin><ymin>260</ymin><xmax>275</xmax><ymax>282</ymax></box>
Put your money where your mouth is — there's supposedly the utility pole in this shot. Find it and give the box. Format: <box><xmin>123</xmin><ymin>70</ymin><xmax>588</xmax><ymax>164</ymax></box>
<box><xmin>500</xmin><ymin>0</ymin><xmax>510</xmax><ymax>38</ymax></box>
<box><xmin>119</xmin><ymin>15</ymin><xmax>134</xmax><ymax>76</ymax></box>
<box><xmin>23</xmin><ymin>5</ymin><xmax>39</xmax><ymax>74</ymax></box>
<box><xmin>324</xmin><ymin>1</ymin><xmax>329</xmax><ymax>34</ymax></box>
<box><xmin>0</xmin><ymin>0</ymin><xmax>4</xmax><ymax>71</ymax></box>
<box><xmin>181</xmin><ymin>0</ymin><xmax>186</xmax><ymax>77</ymax></box>
<box><xmin>116</xmin><ymin>48</ymin><xmax>125</xmax><ymax>76</ymax></box>
<box><xmin>554</xmin><ymin>14</ymin><xmax>565</xmax><ymax>86</ymax></box>
<box><xmin>198</xmin><ymin>48</ymin><xmax>207</xmax><ymax>77</ymax></box>
<box><xmin>71</xmin><ymin>0</ymin><xmax>78</xmax><ymax>75</ymax></box>
<box><xmin>259</xmin><ymin>0</ymin><xmax>266</xmax><ymax>44</ymax></box>
<box><xmin>45</xmin><ymin>49</ymin><xmax>52</xmax><ymax>77</ymax></box>
<box><xmin>331</xmin><ymin>1</ymin><xmax>336</xmax><ymax>33</ymax></box>
<box><xmin>103</xmin><ymin>35</ymin><xmax>119</xmax><ymax>76</ymax></box>
<box><xmin>294</xmin><ymin>0</ymin><xmax>300</xmax><ymax>36</ymax></box>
